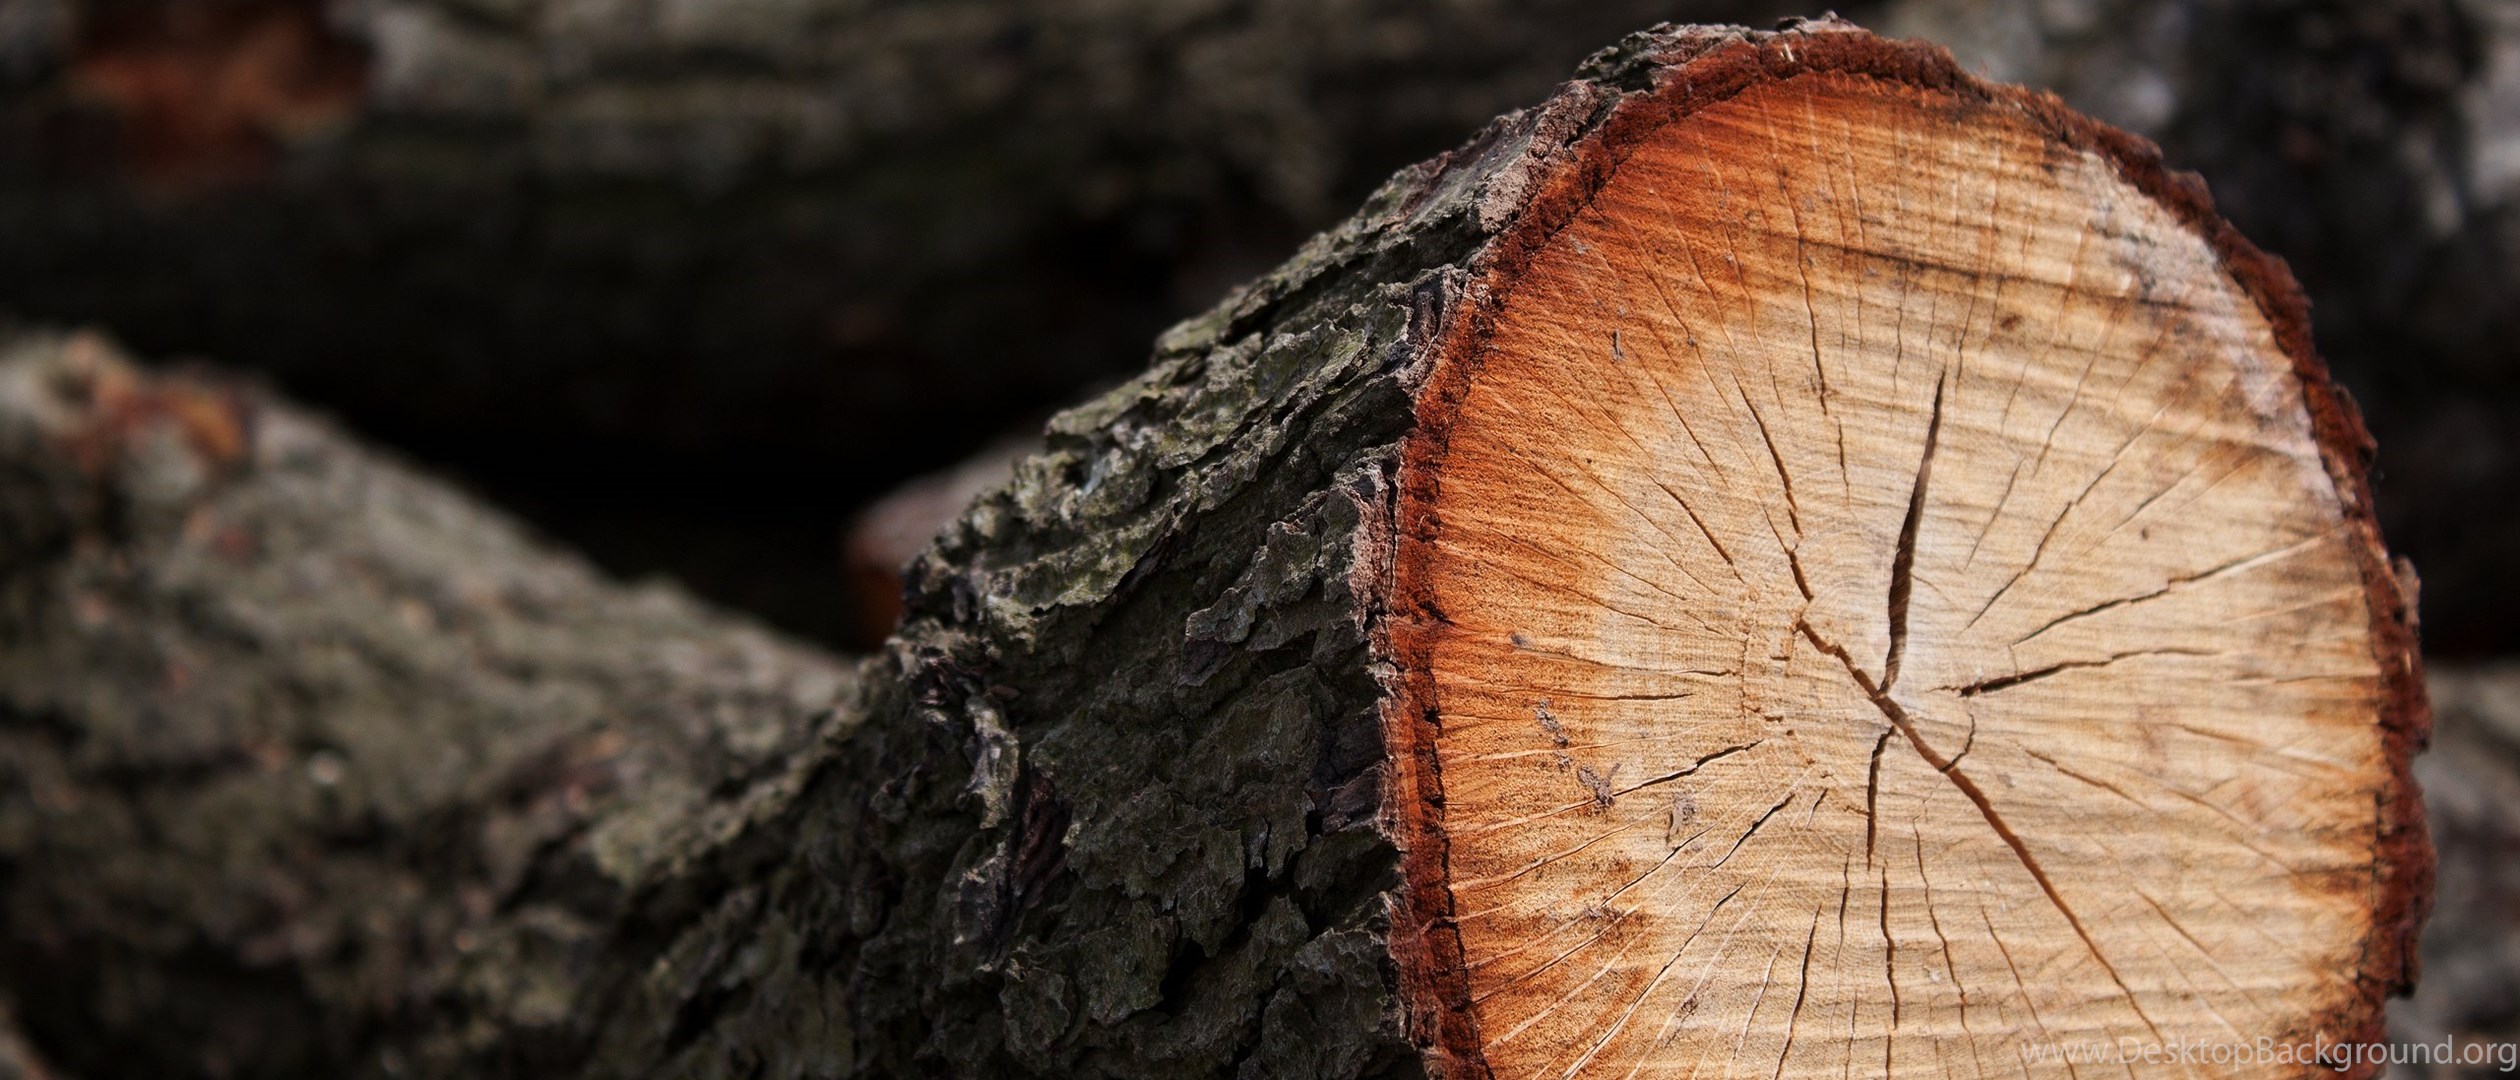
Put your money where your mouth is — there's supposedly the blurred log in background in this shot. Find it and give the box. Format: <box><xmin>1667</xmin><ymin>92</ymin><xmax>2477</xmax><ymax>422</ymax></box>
<box><xmin>1</xmin><ymin>0</ymin><xmax>2512</xmax><ymax>658</ymax></box>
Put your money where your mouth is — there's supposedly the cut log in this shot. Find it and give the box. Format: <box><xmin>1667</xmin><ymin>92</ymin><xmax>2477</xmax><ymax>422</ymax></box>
<box><xmin>1383</xmin><ymin>60</ymin><xmax>2422</xmax><ymax>1074</ymax></box>
<box><xmin>0</xmin><ymin>19</ymin><xmax>2428</xmax><ymax>1078</ymax></box>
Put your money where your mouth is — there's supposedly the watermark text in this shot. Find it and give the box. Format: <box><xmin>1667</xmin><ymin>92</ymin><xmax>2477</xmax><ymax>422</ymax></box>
<box><xmin>2019</xmin><ymin>1034</ymin><xmax>2518</xmax><ymax>1072</ymax></box>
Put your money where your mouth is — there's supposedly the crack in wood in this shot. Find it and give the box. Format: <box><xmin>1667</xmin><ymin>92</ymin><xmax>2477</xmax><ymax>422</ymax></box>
<box><xmin>1800</xmin><ymin>613</ymin><xmax>2166</xmax><ymax>1043</ymax></box>
<box><xmin>1882</xmin><ymin>377</ymin><xmax>1944</xmax><ymax>692</ymax></box>
<box><xmin>1947</xmin><ymin>646</ymin><xmax>2216</xmax><ymax>697</ymax></box>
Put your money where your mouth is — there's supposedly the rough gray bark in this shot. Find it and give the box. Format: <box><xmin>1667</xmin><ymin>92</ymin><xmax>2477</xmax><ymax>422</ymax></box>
<box><xmin>1877</xmin><ymin>0</ymin><xmax>2520</xmax><ymax>653</ymax></box>
<box><xmin>0</xmin><ymin>327</ymin><xmax>865</xmax><ymax>1076</ymax></box>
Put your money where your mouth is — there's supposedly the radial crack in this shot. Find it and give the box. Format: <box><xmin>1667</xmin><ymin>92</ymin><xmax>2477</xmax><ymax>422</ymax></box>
<box><xmin>1798</xmin><ymin>617</ymin><xmax>2162</xmax><ymax>1040</ymax></box>
<box><xmin>1883</xmin><ymin>376</ymin><xmax>1944</xmax><ymax>691</ymax></box>
<box><xmin>1949</xmin><ymin>647</ymin><xmax>2215</xmax><ymax>697</ymax></box>
<box><xmin>1619</xmin><ymin>740</ymin><xmax>1766</xmax><ymax>795</ymax></box>
<box><xmin>1863</xmin><ymin>727</ymin><xmax>1894</xmax><ymax>864</ymax></box>
<box><xmin>2010</xmin><ymin>528</ymin><xmax>2338</xmax><ymax>646</ymax></box>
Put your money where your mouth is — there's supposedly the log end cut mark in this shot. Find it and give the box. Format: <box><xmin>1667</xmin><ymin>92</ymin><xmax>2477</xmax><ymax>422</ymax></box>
<box><xmin>1383</xmin><ymin>26</ymin><xmax>2428</xmax><ymax>1079</ymax></box>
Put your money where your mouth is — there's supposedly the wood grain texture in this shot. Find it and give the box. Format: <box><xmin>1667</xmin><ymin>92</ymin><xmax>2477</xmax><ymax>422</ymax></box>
<box><xmin>1387</xmin><ymin>32</ymin><xmax>2426</xmax><ymax>1079</ymax></box>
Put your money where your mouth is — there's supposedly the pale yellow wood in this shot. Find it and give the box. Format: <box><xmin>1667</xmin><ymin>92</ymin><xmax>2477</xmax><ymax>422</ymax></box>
<box><xmin>1416</xmin><ymin>72</ymin><xmax>2393</xmax><ymax>1076</ymax></box>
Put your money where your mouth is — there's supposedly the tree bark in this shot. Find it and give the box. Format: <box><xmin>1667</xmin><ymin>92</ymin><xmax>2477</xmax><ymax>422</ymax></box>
<box><xmin>0</xmin><ymin>327</ymin><xmax>865</xmax><ymax>1076</ymax></box>
<box><xmin>0</xmin><ymin>18</ymin><xmax>2430</xmax><ymax>1078</ymax></box>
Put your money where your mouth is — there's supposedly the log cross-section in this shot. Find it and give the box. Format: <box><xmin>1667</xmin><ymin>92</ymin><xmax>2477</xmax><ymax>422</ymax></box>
<box><xmin>0</xmin><ymin>18</ymin><xmax>2426</xmax><ymax>1080</ymax></box>
<box><xmin>1386</xmin><ymin>64</ymin><xmax>2425</xmax><ymax>1077</ymax></box>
